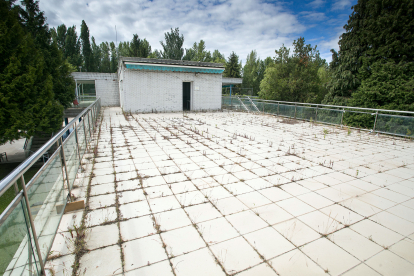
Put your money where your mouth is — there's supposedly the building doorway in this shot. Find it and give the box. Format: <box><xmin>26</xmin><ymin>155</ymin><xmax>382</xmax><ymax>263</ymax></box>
<box><xmin>183</xmin><ymin>82</ymin><xmax>191</xmax><ymax>111</ymax></box>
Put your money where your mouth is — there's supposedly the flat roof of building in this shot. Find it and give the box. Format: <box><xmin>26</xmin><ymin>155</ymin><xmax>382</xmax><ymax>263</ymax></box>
<box><xmin>120</xmin><ymin>57</ymin><xmax>225</xmax><ymax>68</ymax></box>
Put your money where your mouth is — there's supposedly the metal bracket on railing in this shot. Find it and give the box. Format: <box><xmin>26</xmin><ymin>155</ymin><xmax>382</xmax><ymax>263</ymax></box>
<box><xmin>247</xmin><ymin>97</ymin><xmax>260</xmax><ymax>113</ymax></box>
<box><xmin>373</xmin><ymin>111</ymin><xmax>378</xmax><ymax>132</ymax></box>
<box><xmin>20</xmin><ymin>175</ymin><xmax>46</xmax><ymax>275</ymax></box>
<box><xmin>60</xmin><ymin>137</ymin><xmax>72</xmax><ymax>202</ymax></box>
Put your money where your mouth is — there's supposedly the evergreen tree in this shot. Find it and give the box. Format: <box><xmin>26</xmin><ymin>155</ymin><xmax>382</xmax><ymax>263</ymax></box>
<box><xmin>160</xmin><ymin>28</ymin><xmax>184</xmax><ymax>60</ymax></box>
<box><xmin>110</xmin><ymin>41</ymin><xmax>118</xmax><ymax>72</ymax></box>
<box><xmin>20</xmin><ymin>0</ymin><xmax>74</xmax><ymax>109</ymax></box>
<box><xmin>100</xmin><ymin>42</ymin><xmax>111</xmax><ymax>73</ymax></box>
<box><xmin>91</xmin><ymin>36</ymin><xmax>101</xmax><ymax>72</ymax></box>
<box><xmin>0</xmin><ymin>0</ymin><xmax>62</xmax><ymax>144</ymax></box>
<box><xmin>80</xmin><ymin>20</ymin><xmax>92</xmax><ymax>71</ymax></box>
<box><xmin>129</xmin><ymin>34</ymin><xmax>151</xmax><ymax>58</ymax></box>
<box><xmin>65</xmin><ymin>26</ymin><xmax>82</xmax><ymax>68</ymax></box>
<box><xmin>224</xmin><ymin>52</ymin><xmax>241</xmax><ymax>78</ymax></box>
<box><xmin>324</xmin><ymin>0</ymin><xmax>414</xmax><ymax>109</ymax></box>
<box><xmin>55</xmin><ymin>24</ymin><xmax>66</xmax><ymax>50</ymax></box>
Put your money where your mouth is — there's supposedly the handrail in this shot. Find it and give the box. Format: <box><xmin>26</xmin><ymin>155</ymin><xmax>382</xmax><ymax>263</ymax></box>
<box><xmin>235</xmin><ymin>96</ymin><xmax>414</xmax><ymax>115</ymax></box>
<box><xmin>247</xmin><ymin>96</ymin><xmax>260</xmax><ymax>112</ymax></box>
<box><xmin>0</xmin><ymin>98</ymin><xmax>100</xmax><ymax>197</ymax></box>
<box><xmin>0</xmin><ymin>97</ymin><xmax>101</xmax><ymax>276</ymax></box>
<box><xmin>222</xmin><ymin>95</ymin><xmax>414</xmax><ymax>138</ymax></box>
<box><xmin>237</xmin><ymin>96</ymin><xmax>250</xmax><ymax>112</ymax></box>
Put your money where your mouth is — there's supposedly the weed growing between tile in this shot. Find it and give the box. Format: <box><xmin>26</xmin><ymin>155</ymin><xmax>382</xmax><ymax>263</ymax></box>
<box><xmin>71</xmin><ymin>114</ymin><xmax>103</xmax><ymax>276</ymax></box>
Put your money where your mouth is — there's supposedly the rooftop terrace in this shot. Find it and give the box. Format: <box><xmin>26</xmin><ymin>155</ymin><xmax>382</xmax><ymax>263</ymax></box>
<box><xmin>44</xmin><ymin>107</ymin><xmax>414</xmax><ymax>276</ymax></box>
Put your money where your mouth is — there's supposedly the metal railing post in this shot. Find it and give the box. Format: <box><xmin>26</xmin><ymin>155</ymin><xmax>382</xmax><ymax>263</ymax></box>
<box><xmin>373</xmin><ymin>111</ymin><xmax>379</xmax><ymax>132</ymax></box>
<box><xmin>341</xmin><ymin>108</ymin><xmax>345</xmax><ymax>126</ymax></box>
<box><xmin>82</xmin><ymin>115</ymin><xmax>89</xmax><ymax>152</ymax></box>
<box><xmin>277</xmin><ymin>102</ymin><xmax>280</xmax><ymax>116</ymax></box>
<box><xmin>74</xmin><ymin>122</ymin><xmax>82</xmax><ymax>166</ymax></box>
<box><xmin>90</xmin><ymin>107</ymin><xmax>95</xmax><ymax>130</ymax></box>
<box><xmin>294</xmin><ymin>104</ymin><xmax>297</xmax><ymax>119</ymax></box>
<box><xmin>20</xmin><ymin>175</ymin><xmax>46</xmax><ymax>275</ymax></box>
<box><xmin>87</xmin><ymin>111</ymin><xmax>92</xmax><ymax>140</ymax></box>
<box><xmin>60</xmin><ymin>137</ymin><xmax>72</xmax><ymax>201</ymax></box>
<box><xmin>315</xmin><ymin>106</ymin><xmax>318</xmax><ymax>122</ymax></box>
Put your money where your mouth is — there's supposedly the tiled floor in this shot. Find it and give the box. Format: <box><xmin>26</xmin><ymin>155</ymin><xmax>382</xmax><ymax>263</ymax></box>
<box><xmin>47</xmin><ymin>107</ymin><xmax>414</xmax><ymax>276</ymax></box>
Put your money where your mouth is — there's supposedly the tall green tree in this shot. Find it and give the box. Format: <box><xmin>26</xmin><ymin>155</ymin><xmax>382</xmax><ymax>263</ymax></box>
<box><xmin>65</xmin><ymin>25</ymin><xmax>82</xmax><ymax>68</ymax></box>
<box><xmin>183</xmin><ymin>40</ymin><xmax>212</xmax><ymax>62</ymax></box>
<box><xmin>259</xmin><ymin>38</ymin><xmax>327</xmax><ymax>103</ymax></box>
<box><xmin>148</xmin><ymin>50</ymin><xmax>162</xmax><ymax>59</ymax></box>
<box><xmin>100</xmin><ymin>42</ymin><xmax>111</xmax><ymax>73</ymax></box>
<box><xmin>110</xmin><ymin>41</ymin><xmax>118</xmax><ymax>72</ymax></box>
<box><xmin>324</xmin><ymin>0</ymin><xmax>414</xmax><ymax>110</ymax></box>
<box><xmin>90</xmin><ymin>36</ymin><xmax>101</xmax><ymax>72</ymax></box>
<box><xmin>212</xmin><ymin>50</ymin><xmax>226</xmax><ymax>64</ymax></box>
<box><xmin>160</xmin><ymin>27</ymin><xmax>184</xmax><ymax>60</ymax></box>
<box><xmin>242</xmin><ymin>50</ymin><xmax>269</xmax><ymax>96</ymax></box>
<box><xmin>129</xmin><ymin>34</ymin><xmax>151</xmax><ymax>58</ymax></box>
<box><xmin>0</xmin><ymin>0</ymin><xmax>63</xmax><ymax>144</ymax></box>
<box><xmin>20</xmin><ymin>0</ymin><xmax>74</xmax><ymax>109</ymax></box>
<box><xmin>53</xmin><ymin>24</ymin><xmax>66</xmax><ymax>51</ymax></box>
<box><xmin>80</xmin><ymin>20</ymin><xmax>92</xmax><ymax>71</ymax></box>
<box><xmin>224</xmin><ymin>52</ymin><xmax>241</xmax><ymax>78</ymax></box>
<box><xmin>118</xmin><ymin>41</ymin><xmax>130</xmax><ymax>57</ymax></box>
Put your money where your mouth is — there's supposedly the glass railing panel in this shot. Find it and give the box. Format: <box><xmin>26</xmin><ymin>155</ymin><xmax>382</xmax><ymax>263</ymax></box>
<box><xmin>316</xmin><ymin>108</ymin><xmax>342</xmax><ymax>124</ymax></box>
<box><xmin>1</xmin><ymin>197</ymin><xmax>40</xmax><ymax>276</ymax></box>
<box><xmin>343</xmin><ymin>110</ymin><xmax>374</xmax><ymax>129</ymax></box>
<box><xmin>376</xmin><ymin>114</ymin><xmax>414</xmax><ymax>137</ymax></box>
<box><xmin>221</xmin><ymin>97</ymin><xmax>230</xmax><ymax>108</ymax></box>
<box><xmin>26</xmin><ymin>151</ymin><xmax>67</xmax><ymax>266</ymax></box>
<box><xmin>63</xmin><ymin>133</ymin><xmax>80</xmax><ymax>190</ymax></box>
<box><xmin>262</xmin><ymin>102</ymin><xmax>278</xmax><ymax>114</ymax></box>
<box><xmin>279</xmin><ymin>104</ymin><xmax>295</xmax><ymax>118</ymax></box>
<box><xmin>228</xmin><ymin>97</ymin><xmax>244</xmax><ymax>111</ymax></box>
<box><xmin>239</xmin><ymin>98</ymin><xmax>255</xmax><ymax>112</ymax></box>
<box><xmin>296</xmin><ymin>106</ymin><xmax>317</xmax><ymax>121</ymax></box>
<box><xmin>253</xmin><ymin>100</ymin><xmax>264</xmax><ymax>112</ymax></box>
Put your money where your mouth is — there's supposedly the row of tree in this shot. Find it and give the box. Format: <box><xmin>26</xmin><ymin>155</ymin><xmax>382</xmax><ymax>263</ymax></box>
<box><xmin>51</xmin><ymin>23</ymin><xmax>234</xmax><ymax>75</ymax></box>
<box><xmin>1</xmin><ymin>0</ymin><xmax>412</xmax><ymax>144</ymax></box>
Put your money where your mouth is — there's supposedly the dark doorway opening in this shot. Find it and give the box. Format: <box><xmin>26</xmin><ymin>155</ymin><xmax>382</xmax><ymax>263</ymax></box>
<box><xmin>183</xmin><ymin>82</ymin><xmax>191</xmax><ymax>111</ymax></box>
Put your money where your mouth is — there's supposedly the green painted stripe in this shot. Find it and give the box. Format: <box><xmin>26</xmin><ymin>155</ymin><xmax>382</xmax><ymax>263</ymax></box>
<box><xmin>125</xmin><ymin>64</ymin><xmax>224</xmax><ymax>74</ymax></box>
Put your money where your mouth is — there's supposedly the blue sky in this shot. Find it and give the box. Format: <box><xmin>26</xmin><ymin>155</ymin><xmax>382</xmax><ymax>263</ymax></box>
<box><xmin>39</xmin><ymin>0</ymin><xmax>357</xmax><ymax>63</ymax></box>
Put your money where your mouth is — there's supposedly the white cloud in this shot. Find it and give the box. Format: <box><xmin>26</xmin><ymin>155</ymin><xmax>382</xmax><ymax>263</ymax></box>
<box><xmin>331</xmin><ymin>0</ymin><xmax>352</xmax><ymax>10</ymax></box>
<box><xmin>317</xmin><ymin>27</ymin><xmax>344</xmax><ymax>62</ymax></box>
<box><xmin>307</xmin><ymin>0</ymin><xmax>325</xmax><ymax>9</ymax></box>
<box><xmin>39</xmin><ymin>0</ymin><xmax>306</xmax><ymax>63</ymax></box>
<box><xmin>299</xmin><ymin>11</ymin><xmax>327</xmax><ymax>21</ymax></box>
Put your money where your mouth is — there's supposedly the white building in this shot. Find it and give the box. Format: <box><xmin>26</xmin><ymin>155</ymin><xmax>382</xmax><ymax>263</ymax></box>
<box><xmin>72</xmin><ymin>57</ymin><xmax>242</xmax><ymax>112</ymax></box>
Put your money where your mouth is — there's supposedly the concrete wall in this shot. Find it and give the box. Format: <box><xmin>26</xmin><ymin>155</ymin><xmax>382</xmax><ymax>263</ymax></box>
<box><xmin>95</xmin><ymin>78</ymin><xmax>119</xmax><ymax>106</ymax></box>
<box><xmin>72</xmin><ymin>72</ymin><xmax>119</xmax><ymax>106</ymax></box>
<box><xmin>120</xmin><ymin>69</ymin><xmax>222</xmax><ymax>112</ymax></box>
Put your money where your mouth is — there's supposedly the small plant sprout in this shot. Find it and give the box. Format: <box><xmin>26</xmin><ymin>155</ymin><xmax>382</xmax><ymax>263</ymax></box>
<box><xmin>323</xmin><ymin>128</ymin><xmax>329</xmax><ymax>139</ymax></box>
